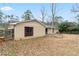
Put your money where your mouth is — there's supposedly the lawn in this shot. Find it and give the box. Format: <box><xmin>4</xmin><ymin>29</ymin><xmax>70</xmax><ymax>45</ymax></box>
<box><xmin>1</xmin><ymin>34</ymin><xmax>79</xmax><ymax>56</ymax></box>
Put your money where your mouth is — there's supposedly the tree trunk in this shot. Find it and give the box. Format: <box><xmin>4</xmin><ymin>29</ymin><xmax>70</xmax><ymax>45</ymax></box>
<box><xmin>52</xmin><ymin>3</ymin><xmax>56</xmax><ymax>33</ymax></box>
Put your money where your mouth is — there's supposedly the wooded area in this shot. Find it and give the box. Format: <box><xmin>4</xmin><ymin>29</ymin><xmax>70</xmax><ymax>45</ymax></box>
<box><xmin>0</xmin><ymin>4</ymin><xmax>79</xmax><ymax>39</ymax></box>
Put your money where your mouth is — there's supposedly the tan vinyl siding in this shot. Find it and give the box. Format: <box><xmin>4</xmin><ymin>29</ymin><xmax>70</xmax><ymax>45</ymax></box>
<box><xmin>47</xmin><ymin>28</ymin><xmax>52</xmax><ymax>34</ymax></box>
<box><xmin>8</xmin><ymin>25</ymin><xmax>14</xmax><ymax>29</ymax></box>
<box><xmin>47</xmin><ymin>28</ymin><xmax>59</xmax><ymax>34</ymax></box>
<box><xmin>14</xmin><ymin>21</ymin><xmax>45</xmax><ymax>40</ymax></box>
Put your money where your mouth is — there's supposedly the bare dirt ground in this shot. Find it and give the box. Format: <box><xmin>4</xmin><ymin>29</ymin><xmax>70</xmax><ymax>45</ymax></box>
<box><xmin>1</xmin><ymin>34</ymin><xmax>79</xmax><ymax>56</ymax></box>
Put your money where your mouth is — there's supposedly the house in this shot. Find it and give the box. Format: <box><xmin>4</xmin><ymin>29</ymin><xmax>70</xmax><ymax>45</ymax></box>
<box><xmin>8</xmin><ymin>20</ymin><xmax>58</xmax><ymax>40</ymax></box>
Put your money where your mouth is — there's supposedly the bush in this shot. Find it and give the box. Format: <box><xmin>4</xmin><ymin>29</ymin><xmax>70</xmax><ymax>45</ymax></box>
<box><xmin>58</xmin><ymin>22</ymin><xmax>79</xmax><ymax>34</ymax></box>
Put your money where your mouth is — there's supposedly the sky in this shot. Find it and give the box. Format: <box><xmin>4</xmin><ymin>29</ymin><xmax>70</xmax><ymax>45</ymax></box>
<box><xmin>0</xmin><ymin>3</ymin><xmax>77</xmax><ymax>22</ymax></box>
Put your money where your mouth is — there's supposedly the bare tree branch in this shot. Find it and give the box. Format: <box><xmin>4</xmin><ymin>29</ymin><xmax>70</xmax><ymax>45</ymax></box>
<box><xmin>40</xmin><ymin>6</ymin><xmax>47</xmax><ymax>22</ymax></box>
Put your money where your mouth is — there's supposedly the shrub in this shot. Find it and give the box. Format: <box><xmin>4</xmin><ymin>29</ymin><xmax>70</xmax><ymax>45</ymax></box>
<box><xmin>58</xmin><ymin>22</ymin><xmax>79</xmax><ymax>34</ymax></box>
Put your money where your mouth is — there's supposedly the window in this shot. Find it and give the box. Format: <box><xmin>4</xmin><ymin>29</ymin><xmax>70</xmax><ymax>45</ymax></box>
<box><xmin>24</xmin><ymin>27</ymin><xmax>33</xmax><ymax>36</ymax></box>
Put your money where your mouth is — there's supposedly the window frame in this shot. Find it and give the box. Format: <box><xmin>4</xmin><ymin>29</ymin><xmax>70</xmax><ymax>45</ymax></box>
<box><xmin>24</xmin><ymin>27</ymin><xmax>33</xmax><ymax>36</ymax></box>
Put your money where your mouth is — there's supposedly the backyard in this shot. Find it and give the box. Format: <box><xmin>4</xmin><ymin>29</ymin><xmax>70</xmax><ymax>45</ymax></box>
<box><xmin>0</xmin><ymin>34</ymin><xmax>79</xmax><ymax>56</ymax></box>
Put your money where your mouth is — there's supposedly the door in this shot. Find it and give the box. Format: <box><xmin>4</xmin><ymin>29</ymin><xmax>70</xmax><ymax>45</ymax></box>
<box><xmin>45</xmin><ymin>28</ymin><xmax>48</xmax><ymax>34</ymax></box>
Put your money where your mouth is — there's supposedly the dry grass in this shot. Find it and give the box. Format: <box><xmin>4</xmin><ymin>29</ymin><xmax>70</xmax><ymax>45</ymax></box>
<box><xmin>1</xmin><ymin>34</ymin><xmax>79</xmax><ymax>56</ymax></box>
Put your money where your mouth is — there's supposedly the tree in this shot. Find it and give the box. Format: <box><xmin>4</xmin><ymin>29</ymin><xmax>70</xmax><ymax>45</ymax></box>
<box><xmin>22</xmin><ymin>10</ymin><xmax>34</xmax><ymax>20</ymax></box>
<box><xmin>46</xmin><ymin>16</ymin><xmax>63</xmax><ymax>27</ymax></box>
<box><xmin>8</xmin><ymin>15</ymin><xmax>19</xmax><ymax>23</ymax></box>
<box><xmin>0</xmin><ymin>10</ymin><xmax>4</xmax><ymax>23</ymax></box>
<box><xmin>51</xmin><ymin>3</ymin><xmax>56</xmax><ymax>33</ymax></box>
<box><xmin>4</xmin><ymin>15</ymin><xmax>10</xmax><ymax>22</ymax></box>
<box><xmin>1</xmin><ymin>15</ymin><xmax>9</xmax><ymax>39</ymax></box>
<box><xmin>54</xmin><ymin>16</ymin><xmax>63</xmax><ymax>28</ymax></box>
<box><xmin>55</xmin><ymin>16</ymin><xmax>63</xmax><ymax>23</ymax></box>
<box><xmin>75</xmin><ymin>14</ymin><xmax>79</xmax><ymax>23</ymax></box>
<box><xmin>71</xmin><ymin>4</ymin><xmax>79</xmax><ymax>12</ymax></box>
<box><xmin>3</xmin><ymin>15</ymin><xmax>19</xmax><ymax>39</ymax></box>
<box><xmin>4</xmin><ymin>15</ymin><xmax>19</xmax><ymax>23</ymax></box>
<box><xmin>58</xmin><ymin>21</ymin><xmax>78</xmax><ymax>33</ymax></box>
<box><xmin>71</xmin><ymin>4</ymin><xmax>79</xmax><ymax>24</ymax></box>
<box><xmin>40</xmin><ymin>7</ymin><xmax>47</xmax><ymax>22</ymax></box>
